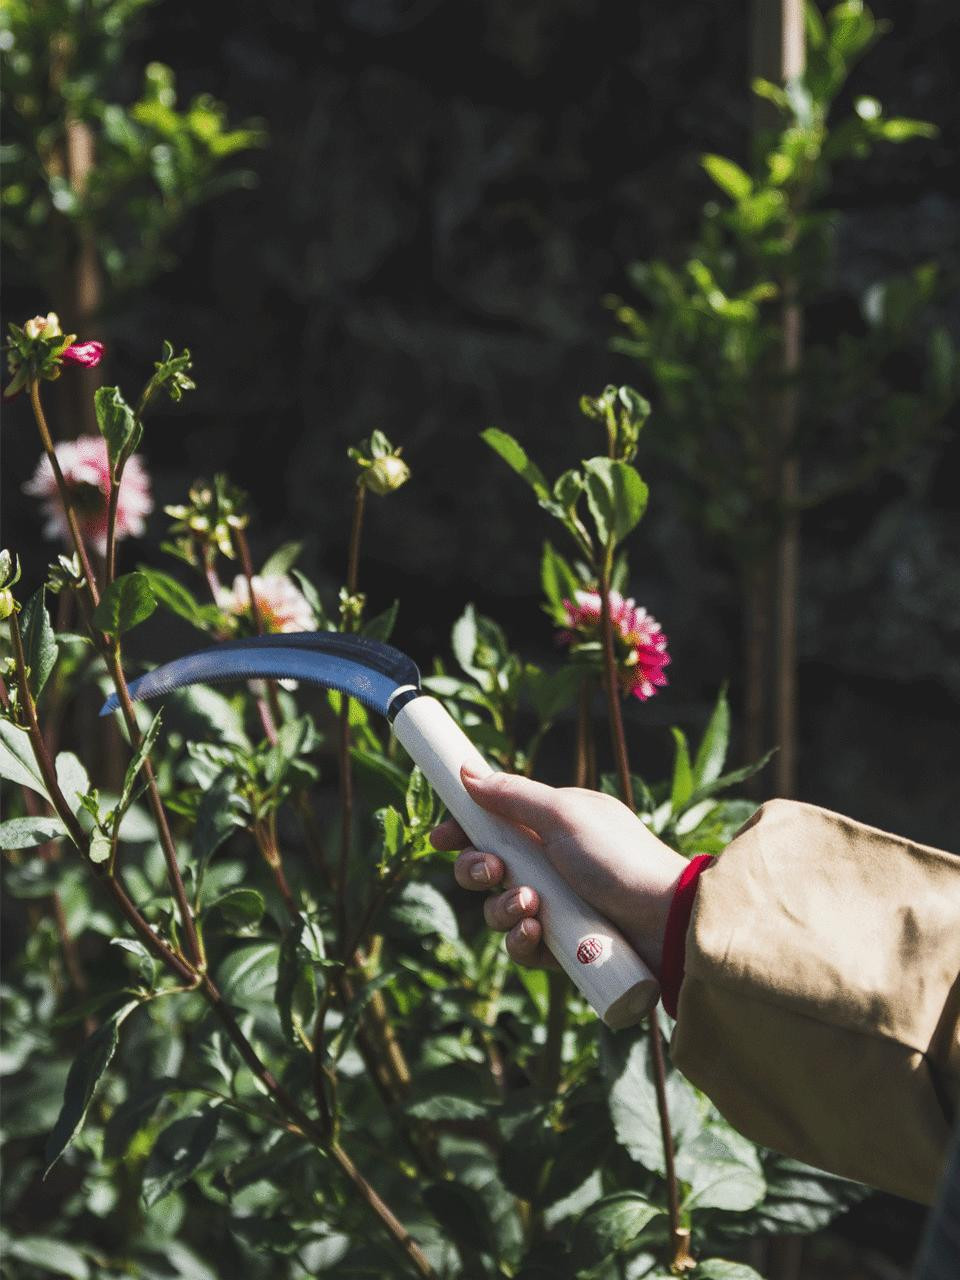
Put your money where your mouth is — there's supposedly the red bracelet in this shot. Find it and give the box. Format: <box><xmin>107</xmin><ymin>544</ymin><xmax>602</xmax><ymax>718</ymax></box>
<box><xmin>660</xmin><ymin>854</ymin><xmax>714</xmax><ymax>1018</ymax></box>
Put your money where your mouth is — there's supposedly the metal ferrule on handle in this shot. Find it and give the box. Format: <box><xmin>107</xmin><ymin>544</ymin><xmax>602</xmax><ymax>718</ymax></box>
<box><xmin>391</xmin><ymin>695</ymin><xmax>660</xmax><ymax>1030</ymax></box>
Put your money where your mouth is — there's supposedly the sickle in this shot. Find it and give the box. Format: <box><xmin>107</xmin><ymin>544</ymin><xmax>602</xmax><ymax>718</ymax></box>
<box><xmin>102</xmin><ymin>631</ymin><xmax>658</xmax><ymax>1029</ymax></box>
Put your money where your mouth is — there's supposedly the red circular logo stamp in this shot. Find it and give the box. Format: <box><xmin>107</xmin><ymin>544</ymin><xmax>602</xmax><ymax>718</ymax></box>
<box><xmin>577</xmin><ymin>936</ymin><xmax>604</xmax><ymax>965</ymax></box>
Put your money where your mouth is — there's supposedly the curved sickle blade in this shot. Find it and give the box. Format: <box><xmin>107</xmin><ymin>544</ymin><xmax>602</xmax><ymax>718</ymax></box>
<box><xmin>99</xmin><ymin>631</ymin><xmax>420</xmax><ymax>721</ymax></box>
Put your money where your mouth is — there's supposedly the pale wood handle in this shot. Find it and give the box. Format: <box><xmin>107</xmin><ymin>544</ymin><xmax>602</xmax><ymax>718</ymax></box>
<box><xmin>392</xmin><ymin>696</ymin><xmax>659</xmax><ymax>1029</ymax></box>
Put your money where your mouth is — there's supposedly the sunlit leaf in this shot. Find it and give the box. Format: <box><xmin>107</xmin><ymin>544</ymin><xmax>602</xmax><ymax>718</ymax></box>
<box><xmin>44</xmin><ymin>1000</ymin><xmax>141</xmax><ymax>1176</ymax></box>
<box><xmin>20</xmin><ymin>586</ymin><xmax>58</xmax><ymax>697</ymax></box>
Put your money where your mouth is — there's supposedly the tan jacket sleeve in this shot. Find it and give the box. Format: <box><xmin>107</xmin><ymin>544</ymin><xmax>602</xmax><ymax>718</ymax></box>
<box><xmin>670</xmin><ymin>799</ymin><xmax>960</xmax><ymax>1205</ymax></box>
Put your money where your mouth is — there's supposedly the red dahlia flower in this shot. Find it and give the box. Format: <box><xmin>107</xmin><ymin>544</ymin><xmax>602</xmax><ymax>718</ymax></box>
<box><xmin>559</xmin><ymin>589</ymin><xmax>671</xmax><ymax>701</ymax></box>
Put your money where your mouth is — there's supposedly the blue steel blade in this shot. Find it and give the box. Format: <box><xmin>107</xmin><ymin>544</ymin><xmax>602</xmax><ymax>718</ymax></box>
<box><xmin>99</xmin><ymin>645</ymin><xmax>402</xmax><ymax>720</ymax></box>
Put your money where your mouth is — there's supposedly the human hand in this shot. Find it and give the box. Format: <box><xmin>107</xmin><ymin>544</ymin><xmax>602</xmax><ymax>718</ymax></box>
<box><xmin>430</xmin><ymin>768</ymin><xmax>687</xmax><ymax>975</ymax></box>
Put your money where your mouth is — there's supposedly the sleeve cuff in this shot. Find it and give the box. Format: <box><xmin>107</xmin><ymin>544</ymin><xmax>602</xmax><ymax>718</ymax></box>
<box><xmin>660</xmin><ymin>854</ymin><xmax>714</xmax><ymax>1018</ymax></box>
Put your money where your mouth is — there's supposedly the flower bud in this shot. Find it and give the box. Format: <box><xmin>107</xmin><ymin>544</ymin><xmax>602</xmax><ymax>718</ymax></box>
<box><xmin>362</xmin><ymin>454</ymin><xmax>410</xmax><ymax>496</ymax></box>
<box><xmin>25</xmin><ymin>313</ymin><xmax>61</xmax><ymax>340</ymax></box>
<box><xmin>61</xmin><ymin>340</ymin><xmax>105</xmax><ymax>368</ymax></box>
<box><xmin>0</xmin><ymin>589</ymin><xmax>16</xmax><ymax>621</ymax></box>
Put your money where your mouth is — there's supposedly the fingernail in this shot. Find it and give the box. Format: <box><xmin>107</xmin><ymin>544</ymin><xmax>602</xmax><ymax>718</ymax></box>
<box><xmin>461</xmin><ymin>765</ymin><xmax>482</xmax><ymax>783</ymax></box>
<box><xmin>519</xmin><ymin>919</ymin><xmax>536</xmax><ymax>941</ymax></box>
<box><xmin>508</xmin><ymin>889</ymin><xmax>531</xmax><ymax>917</ymax></box>
<box><xmin>470</xmin><ymin>860</ymin><xmax>490</xmax><ymax>884</ymax></box>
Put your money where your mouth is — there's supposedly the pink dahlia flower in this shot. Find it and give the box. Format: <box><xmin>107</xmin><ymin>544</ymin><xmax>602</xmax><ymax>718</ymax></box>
<box><xmin>23</xmin><ymin>436</ymin><xmax>153</xmax><ymax>557</ymax></box>
<box><xmin>560</xmin><ymin>589</ymin><xmax>671</xmax><ymax>701</ymax></box>
<box><xmin>217</xmin><ymin>574</ymin><xmax>316</xmax><ymax>634</ymax></box>
<box><xmin>61</xmin><ymin>340</ymin><xmax>105</xmax><ymax>368</ymax></box>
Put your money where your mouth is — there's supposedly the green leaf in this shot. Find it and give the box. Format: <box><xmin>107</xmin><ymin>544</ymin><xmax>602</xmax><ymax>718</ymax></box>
<box><xmin>570</xmin><ymin>1191</ymin><xmax>661</xmax><ymax>1269</ymax></box>
<box><xmin>207</xmin><ymin>887</ymin><xmax>265</xmax><ymax>929</ymax></box>
<box><xmin>136</xmin><ymin>566</ymin><xmax>218</xmax><ymax>631</ymax></box>
<box><xmin>875</xmin><ymin>117</ymin><xmax>937</xmax><ymax>142</ymax></box>
<box><xmin>193</xmin><ymin>770</ymin><xmax>244</xmax><ymax>883</ymax></box>
<box><xmin>422</xmin><ymin>1180</ymin><xmax>498</xmax><ymax>1256</ymax></box>
<box><xmin>289</xmin><ymin>569</ymin><xmax>327</xmax><ymax>628</ymax></box>
<box><xmin>670</xmin><ymin>727</ymin><xmax>694</xmax><ymax>812</ymax></box>
<box><xmin>0</xmin><ymin>816</ymin><xmax>67</xmax><ymax>849</ymax></box>
<box><xmin>91</xmin><ymin>572</ymin><xmax>157</xmax><ymax>637</ymax></box>
<box><xmin>388</xmin><ymin>881</ymin><xmax>458</xmax><ymax>942</ymax></box>
<box><xmin>363</xmin><ymin>598</ymin><xmax>399</xmax><ymax>643</ymax></box>
<box><xmin>692</xmin><ymin>687</ymin><xmax>729</xmax><ymax>789</ymax></box>
<box><xmin>352</xmin><ymin>745</ymin><xmax>409</xmax><ymax>796</ymax></box>
<box><xmin>404</xmin><ymin>765</ymin><xmax>436</xmax><ymax>830</ymax></box>
<box><xmin>583</xmin><ymin>458</ymin><xmax>648</xmax><ymax>546</ymax></box>
<box><xmin>376</xmin><ymin>805</ymin><xmax>406</xmax><ymax>861</ymax></box>
<box><xmin>110</xmin><ymin>937</ymin><xmax>160</xmax><ymax>985</ymax></box>
<box><xmin>694</xmin><ymin>1262</ymin><xmax>765</xmax><ymax>1280</ymax></box>
<box><xmin>1</xmin><ymin>1236</ymin><xmax>91</xmax><ymax>1279</ymax></box>
<box><xmin>686</xmin><ymin>749</ymin><xmax>777</xmax><ymax>809</ymax></box>
<box><xmin>103</xmin><ymin>1077</ymin><xmax>176</xmax><ymax>1159</ymax></box>
<box><xmin>116</xmin><ymin>710</ymin><xmax>163</xmax><ymax>826</ymax></box>
<box><xmin>482</xmin><ymin>428</ymin><xmax>550</xmax><ymax>499</ymax></box>
<box><xmin>95</xmin><ymin>385</ymin><xmax>141</xmax><ymax>475</ymax></box>
<box><xmin>540</xmin><ymin>541</ymin><xmax>580</xmax><ymax>614</ymax></box>
<box><xmin>524</xmin><ymin>665</ymin><xmax>580</xmax><ymax>724</ymax></box>
<box><xmin>702</xmin><ymin>154</ymin><xmax>753</xmax><ymax>202</ymax></box>
<box><xmin>142</xmin><ymin>1107</ymin><xmax>220</xmax><ymax>1207</ymax></box>
<box><xmin>600</xmin><ymin>1026</ymin><xmax>703</xmax><ymax>1175</ymax></box>
<box><xmin>265</xmin><ymin>714</ymin><xmax>315</xmax><ymax>788</ymax></box>
<box><xmin>744</xmin><ymin>1155</ymin><xmax>868</xmax><ymax>1236</ymax></box>
<box><xmin>260</xmin><ymin>540</ymin><xmax>303</xmax><ymax>576</ymax></box>
<box><xmin>407</xmin><ymin>1094</ymin><xmax>489</xmax><ymax>1122</ymax></box>
<box><xmin>275</xmin><ymin>918</ymin><xmax>319</xmax><ymax>1046</ymax></box>
<box><xmin>20</xmin><ymin>586</ymin><xmax>59</xmax><ymax>697</ymax></box>
<box><xmin>55</xmin><ymin>752</ymin><xmax>90</xmax><ymax>814</ymax></box>
<box><xmin>451</xmin><ymin>603</ymin><xmax>479</xmax><ymax>676</ymax></box>
<box><xmin>173</xmin><ymin>683</ymin><xmax>249</xmax><ymax>749</ymax></box>
<box><xmin>0</xmin><ymin>719</ymin><xmax>49</xmax><ymax>799</ymax></box>
<box><xmin>44</xmin><ymin>999</ymin><xmax>141</xmax><ymax>1176</ymax></box>
<box><xmin>676</xmin><ymin>1125</ymin><xmax>766</xmax><ymax>1211</ymax></box>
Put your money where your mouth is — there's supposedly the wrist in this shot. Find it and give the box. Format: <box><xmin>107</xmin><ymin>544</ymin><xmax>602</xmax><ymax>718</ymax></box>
<box><xmin>619</xmin><ymin>844</ymin><xmax>688</xmax><ymax>975</ymax></box>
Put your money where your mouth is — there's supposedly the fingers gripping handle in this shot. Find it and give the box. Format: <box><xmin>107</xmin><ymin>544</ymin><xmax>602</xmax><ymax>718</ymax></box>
<box><xmin>392</xmin><ymin>696</ymin><xmax>660</xmax><ymax>1030</ymax></box>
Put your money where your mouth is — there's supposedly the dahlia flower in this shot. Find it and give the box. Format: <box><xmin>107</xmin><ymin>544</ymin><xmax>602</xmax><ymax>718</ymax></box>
<box><xmin>217</xmin><ymin>573</ymin><xmax>316</xmax><ymax>634</ymax></box>
<box><xmin>23</xmin><ymin>436</ymin><xmax>153</xmax><ymax>557</ymax></box>
<box><xmin>560</xmin><ymin>589</ymin><xmax>670</xmax><ymax>701</ymax></box>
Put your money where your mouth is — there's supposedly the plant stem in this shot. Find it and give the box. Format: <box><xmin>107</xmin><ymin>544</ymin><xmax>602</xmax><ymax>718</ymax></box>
<box><xmin>332</xmin><ymin>480</ymin><xmax>414</xmax><ymax>1103</ymax></box>
<box><xmin>8</xmin><ymin>614</ymin><xmax>196</xmax><ymax>985</ymax></box>
<box><xmin>103</xmin><ymin>647</ymin><xmax>205</xmax><ymax>970</ymax></box>
<box><xmin>538</xmin><ymin>970</ymin><xmax>569</xmax><ymax>1094</ymax></box>
<box><xmin>330</xmin><ymin>1141</ymin><xmax>437</xmax><ymax>1279</ymax></box>
<box><xmin>196</xmin><ymin>970</ymin><xmax>435</xmax><ymax>1276</ymax></box>
<box><xmin>10</xmin><ymin>635</ymin><xmax>435</xmax><ymax>1280</ymax></box>
<box><xmin>104</xmin><ymin>470</ymin><xmax>121</xmax><ymax>588</ymax></box>
<box><xmin>28</xmin><ymin>379</ymin><xmax>101</xmax><ymax>607</ymax></box>
<box><xmin>597</xmin><ymin>552</ymin><xmax>687</xmax><ymax>1271</ymax></box>
<box><xmin>28</xmin><ymin>377</ymin><xmax>203</xmax><ymax>968</ymax></box>
<box><xmin>253</xmin><ymin>814</ymin><xmax>299</xmax><ymax>919</ymax></box>
<box><xmin>575</xmin><ymin>679</ymin><xmax>597</xmax><ymax>789</ymax></box>
<box><xmin>336</xmin><ymin>482</ymin><xmax>366</xmax><ymax>953</ymax></box>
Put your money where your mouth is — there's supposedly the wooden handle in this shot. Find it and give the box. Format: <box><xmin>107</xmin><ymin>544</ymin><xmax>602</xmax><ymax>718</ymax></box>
<box><xmin>392</xmin><ymin>696</ymin><xmax>659</xmax><ymax>1029</ymax></box>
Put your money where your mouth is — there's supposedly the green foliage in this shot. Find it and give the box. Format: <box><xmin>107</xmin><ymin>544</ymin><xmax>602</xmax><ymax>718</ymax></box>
<box><xmin>1</xmin><ymin>1</ymin><xmax>265</xmax><ymax>294</ymax></box>
<box><xmin>91</xmin><ymin>571</ymin><xmax>157</xmax><ymax>637</ymax></box>
<box><xmin>19</xmin><ymin>585</ymin><xmax>58</xmax><ymax>697</ymax></box>
<box><xmin>0</xmin><ymin>349</ymin><xmax>861</xmax><ymax>1279</ymax></box>
<box><xmin>609</xmin><ymin>1</ymin><xmax>957</xmax><ymax>564</ymax></box>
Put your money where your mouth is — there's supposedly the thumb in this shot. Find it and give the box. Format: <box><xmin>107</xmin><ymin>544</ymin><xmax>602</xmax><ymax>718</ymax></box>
<box><xmin>460</xmin><ymin>766</ymin><xmax>564</xmax><ymax>836</ymax></box>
